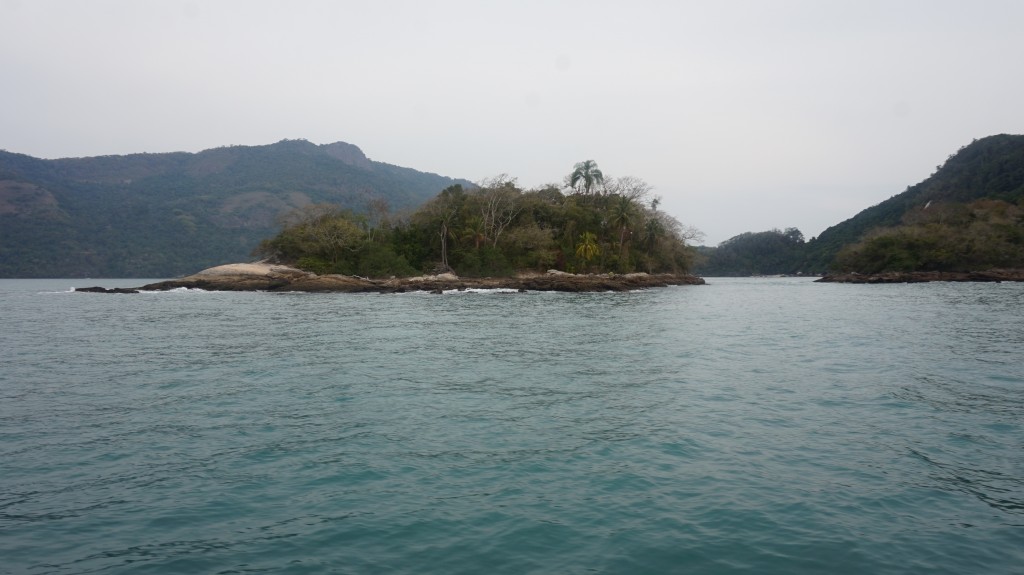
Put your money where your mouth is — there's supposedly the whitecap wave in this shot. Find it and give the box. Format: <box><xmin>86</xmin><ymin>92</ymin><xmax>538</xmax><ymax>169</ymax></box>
<box><xmin>442</xmin><ymin>288</ymin><xmax>522</xmax><ymax>295</ymax></box>
<box><xmin>137</xmin><ymin>287</ymin><xmax>210</xmax><ymax>294</ymax></box>
<box><xmin>38</xmin><ymin>287</ymin><xmax>78</xmax><ymax>294</ymax></box>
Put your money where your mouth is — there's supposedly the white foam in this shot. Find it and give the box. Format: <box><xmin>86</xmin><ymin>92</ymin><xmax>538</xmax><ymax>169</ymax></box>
<box><xmin>137</xmin><ymin>287</ymin><xmax>210</xmax><ymax>294</ymax></box>
<box><xmin>442</xmin><ymin>288</ymin><xmax>522</xmax><ymax>295</ymax></box>
<box><xmin>39</xmin><ymin>287</ymin><xmax>77</xmax><ymax>294</ymax></box>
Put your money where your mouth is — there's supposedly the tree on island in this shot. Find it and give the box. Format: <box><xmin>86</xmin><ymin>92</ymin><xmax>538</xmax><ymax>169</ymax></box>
<box><xmin>461</xmin><ymin>217</ymin><xmax>488</xmax><ymax>251</ymax></box>
<box><xmin>608</xmin><ymin>194</ymin><xmax>638</xmax><ymax>268</ymax></box>
<box><xmin>569</xmin><ymin>160</ymin><xmax>605</xmax><ymax>197</ymax></box>
<box><xmin>834</xmin><ymin>199</ymin><xmax>1024</xmax><ymax>273</ymax></box>
<box><xmin>419</xmin><ymin>185</ymin><xmax>464</xmax><ymax>272</ymax></box>
<box><xmin>255</xmin><ymin>162</ymin><xmax>701</xmax><ymax>278</ymax></box>
<box><xmin>575</xmin><ymin>231</ymin><xmax>601</xmax><ymax>264</ymax></box>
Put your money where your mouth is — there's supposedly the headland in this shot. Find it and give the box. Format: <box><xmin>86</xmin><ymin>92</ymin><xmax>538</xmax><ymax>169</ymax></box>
<box><xmin>816</xmin><ymin>269</ymin><xmax>1024</xmax><ymax>283</ymax></box>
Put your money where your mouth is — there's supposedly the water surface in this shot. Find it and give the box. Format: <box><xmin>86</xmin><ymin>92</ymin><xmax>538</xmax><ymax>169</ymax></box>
<box><xmin>1</xmin><ymin>278</ymin><xmax>1021</xmax><ymax>573</ymax></box>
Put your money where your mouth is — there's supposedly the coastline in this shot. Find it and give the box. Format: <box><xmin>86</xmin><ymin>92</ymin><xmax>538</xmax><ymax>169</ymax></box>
<box><xmin>75</xmin><ymin>263</ymin><xmax>706</xmax><ymax>294</ymax></box>
<box><xmin>816</xmin><ymin>269</ymin><xmax>1024</xmax><ymax>283</ymax></box>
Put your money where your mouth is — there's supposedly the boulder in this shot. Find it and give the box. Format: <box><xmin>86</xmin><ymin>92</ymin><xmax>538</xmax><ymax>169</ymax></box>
<box><xmin>74</xmin><ymin>286</ymin><xmax>140</xmax><ymax>294</ymax></box>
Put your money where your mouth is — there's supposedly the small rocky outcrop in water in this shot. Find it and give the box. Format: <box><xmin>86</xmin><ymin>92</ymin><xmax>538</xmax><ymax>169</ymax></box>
<box><xmin>76</xmin><ymin>263</ymin><xmax>705</xmax><ymax>294</ymax></box>
<box><xmin>816</xmin><ymin>269</ymin><xmax>1024</xmax><ymax>283</ymax></box>
<box><xmin>74</xmin><ymin>286</ymin><xmax>141</xmax><ymax>294</ymax></box>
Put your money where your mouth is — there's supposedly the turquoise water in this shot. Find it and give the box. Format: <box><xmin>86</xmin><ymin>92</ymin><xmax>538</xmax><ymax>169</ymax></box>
<box><xmin>1</xmin><ymin>278</ymin><xmax>1022</xmax><ymax>574</ymax></box>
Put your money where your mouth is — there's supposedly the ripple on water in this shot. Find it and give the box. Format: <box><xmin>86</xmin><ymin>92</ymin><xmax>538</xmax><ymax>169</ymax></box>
<box><xmin>1</xmin><ymin>278</ymin><xmax>1022</xmax><ymax>574</ymax></box>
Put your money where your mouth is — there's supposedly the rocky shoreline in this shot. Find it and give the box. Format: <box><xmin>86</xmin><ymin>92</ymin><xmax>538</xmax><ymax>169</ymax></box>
<box><xmin>816</xmin><ymin>269</ymin><xmax>1024</xmax><ymax>283</ymax></box>
<box><xmin>75</xmin><ymin>263</ymin><xmax>706</xmax><ymax>294</ymax></box>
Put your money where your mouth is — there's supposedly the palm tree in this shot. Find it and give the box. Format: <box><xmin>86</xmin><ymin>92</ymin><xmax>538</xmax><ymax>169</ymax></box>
<box><xmin>569</xmin><ymin>160</ymin><xmax>604</xmax><ymax>197</ymax></box>
<box><xmin>575</xmin><ymin>231</ymin><xmax>601</xmax><ymax>263</ymax></box>
<box><xmin>608</xmin><ymin>195</ymin><xmax>638</xmax><ymax>262</ymax></box>
<box><xmin>642</xmin><ymin>216</ymin><xmax>665</xmax><ymax>252</ymax></box>
<box><xmin>461</xmin><ymin>217</ymin><xmax>487</xmax><ymax>250</ymax></box>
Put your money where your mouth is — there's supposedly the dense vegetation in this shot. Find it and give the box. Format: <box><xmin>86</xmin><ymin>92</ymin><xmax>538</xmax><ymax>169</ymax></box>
<box><xmin>255</xmin><ymin>165</ymin><xmax>702</xmax><ymax>277</ymax></box>
<box><xmin>834</xmin><ymin>199</ymin><xmax>1024</xmax><ymax>272</ymax></box>
<box><xmin>4</xmin><ymin>134</ymin><xmax>1022</xmax><ymax>278</ymax></box>
<box><xmin>0</xmin><ymin>139</ymin><xmax>470</xmax><ymax>277</ymax></box>
<box><xmin>803</xmin><ymin>134</ymin><xmax>1024</xmax><ymax>273</ymax></box>
<box><xmin>694</xmin><ymin>228</ymin><xmax>807</xmax><ymax>276</ymax></box>
<box><xmin>695</xmin><ymin>134</ymin><xmax>1024</xmax><ymax>275</ymax></box>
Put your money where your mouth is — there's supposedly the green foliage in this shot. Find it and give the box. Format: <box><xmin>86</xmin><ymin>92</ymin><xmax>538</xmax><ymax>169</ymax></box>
<box><xmin>696</xmin><ymin>134</ymin><xmax>1024</xmax><ymax>275</ymax></box>
<box><xmin>295</xmin><ymin>256</ymin><xmax>333</xmax><ymax>275</ymax></box>
<box><xmin>255</xmin><ymin>164</ymin><xmax>701</xmax><ymax>278</ymax></box>
<box><xmin>835</xmin><ymin>199</ymin><xmax>1024</xmax><ymax>273</ymax></box>
<box><xmin>0</xmin><ymin>140</ymin><xmax>471</xmax><ymax>277</ymax></box>
<box><xmin>569</xmin><ymin>160</ymin><xmax>605</xmax><ymax>197</ymax></box>
<box><xmin>694</xmin><ymin>228</ymin><xmax>807</xmax><ymax>276</ymax></box>
<box><xmin>575</xmin><ymin>232</ymin><xmax>601</xmax><ymax>263</ymax></box>
<box><xmin>801</xmin><ymin>134</ymin><xmax>1024</xmax><ymax>271</ymax></box>
<box><xmin>356</xmin><ymin>243</ymin><xmax>417</xmax><ymax>278</ymax></box>
<box><xmin>6</xmin><ymin>135</ymin><xmax>1024</xmax><ymax>278</ymax></box>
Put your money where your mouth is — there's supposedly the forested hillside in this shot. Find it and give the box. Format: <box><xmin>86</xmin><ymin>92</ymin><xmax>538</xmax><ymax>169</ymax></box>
<box><xmin>695</xmin><ymin>134</ymin><xmax>1024</xmax><ymax>275</ymax></box>
<box><xmin>6</xmin><ymin>134</ymin><xmax>1021</xmax><ymax>278</ymax></box>
<box><xmin>693</xmin><ymin>228</ymin><xmax>807</xmax><ymax>276</ymax></box>
<box><xmin>803</xmin><ymin>133</ymin><xmax>1024</xmax><ymax>272</ymax></box>
<box><xmin>254</xmin><ymin>165</ymin><xmax>700</xmax><ymax>278</ymax></box>
<box><xmin>0</xmin><ymin>139</ymin><xmax>471</xmax><ymax>277</ymax></box>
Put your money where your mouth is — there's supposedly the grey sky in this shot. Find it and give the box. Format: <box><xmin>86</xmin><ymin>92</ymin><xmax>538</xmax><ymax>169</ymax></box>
<box><xmin>2</xmin><ymin>0</ymin><xmax>1022</xmax><ymax>245</ymax></box>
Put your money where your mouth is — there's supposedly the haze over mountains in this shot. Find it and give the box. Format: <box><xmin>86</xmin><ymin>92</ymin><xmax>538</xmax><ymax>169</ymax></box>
<box><xmin>0</xmin><ymin>139</ymin><xmax>472</xmax><ymax>277</ymax></box>
<box><xmin>2</xmin><ymin>134</ymin><xmax>1022</xmax><ymax>278</ymax></box>
<box><xmin>694</xmin><ymin>134</ymin><xmax>1024</xmax><ymax>276</ymax></box>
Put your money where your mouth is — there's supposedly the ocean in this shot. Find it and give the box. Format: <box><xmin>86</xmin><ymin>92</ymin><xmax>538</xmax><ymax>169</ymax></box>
<box><xmin>1</xmin><ymin>277</ymin><xmax>1021</xmax><ymax>574</ymax></box>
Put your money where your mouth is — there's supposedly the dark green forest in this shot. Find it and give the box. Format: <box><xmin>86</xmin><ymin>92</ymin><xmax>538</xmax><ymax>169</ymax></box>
<box><xmin>255</xmin><ymin>164</ymin><xmax>700</xmax><ymax>277</ymax></box>
<box><xmin>695</xmin><ymin>134</ymin><xmax>1024</xmax><ymax>276</ymax></box>
<box><xmin>833</xmin><ymin>198</ymin><xmax>1024</xmax><ymax>273</ymax></box>
<box><xmin>3</xmin><ymin>134</ymin><xmax>1023</xmax><ymax>278</ymax></box>
<box><xmin>0</xmin><ymin>139</ymin><xmax>470</xmax><ymax>277</ymax></box>
<box><xmin>693</xmin><ymin>228</ymin><xmax>807</xmax><ymax>276</ymax></box>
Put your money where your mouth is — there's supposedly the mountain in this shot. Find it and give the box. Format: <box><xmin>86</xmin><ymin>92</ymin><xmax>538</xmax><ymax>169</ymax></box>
<box><xmin>692</xmin><ymin>228</ymin><xmax>807</xmax><ymax>276</ymax></box>
<box><xmin>800</xmin><ymin>134</ymin><xmax>1024</xmax><ymax>272</ymax></box>
<box><xmin>694</xmin><ymin>134</ymin><xmax>1024</xmax><ymax>276</ymax></box>
<box><xmin>0</xmin><ymin>139</ymin><xmax>473</xmax><ymax>277</ymax></box>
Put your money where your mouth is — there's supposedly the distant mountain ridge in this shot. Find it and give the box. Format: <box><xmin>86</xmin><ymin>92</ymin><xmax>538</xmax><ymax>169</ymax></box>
<box><xmin>0</xmin><ymin>139</ymin><xmax>473</xmax><ymax>277</ymax></box>
<box><xmin>799</xmin><ymin>133</ymin><xmax>1024</xmax><ymax>271</ymax></box>
<box><xmin>694</xmin><ymin>134</ymin><xmax>1024</xmax><ymax>276</ymax></box>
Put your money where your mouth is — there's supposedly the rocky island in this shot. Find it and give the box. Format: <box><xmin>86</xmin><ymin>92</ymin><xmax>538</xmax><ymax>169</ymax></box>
<box><xmin>75</xmin><ymin>263</ymin><xmax>706</xmax><ymax>294</ymax></box>
<box><xmin>816</xmin><ymin>269</ymin><xmax>1024</xmax><ymax>283</ymax></box>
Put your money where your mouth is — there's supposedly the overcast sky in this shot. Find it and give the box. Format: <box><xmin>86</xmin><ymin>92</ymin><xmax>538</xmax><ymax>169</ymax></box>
<box><xmin>2</xmin><ymin>0</ymin><xmax>1022</xmax><ymax>244</ymax></box>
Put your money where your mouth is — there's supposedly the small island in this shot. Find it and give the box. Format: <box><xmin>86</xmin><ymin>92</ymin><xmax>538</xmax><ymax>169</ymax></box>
<box><xmin>78</xmin><ymin>161</ymin><xmax>709</xmax><ymax>294</ymax></box>
<box><xmin>65</xmin><ymin>137</ymin><xmax>1024</xmax><ymax>288</ymax></box>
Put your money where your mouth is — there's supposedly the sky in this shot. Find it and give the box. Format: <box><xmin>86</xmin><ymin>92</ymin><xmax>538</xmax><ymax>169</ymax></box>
<box><xmin>2</xmin><ymin>0</ymin><xmax>1022</xmax><ymax>245</ymax></box>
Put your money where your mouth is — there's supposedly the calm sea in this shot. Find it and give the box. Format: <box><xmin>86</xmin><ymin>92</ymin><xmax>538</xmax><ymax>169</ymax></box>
<box><xmin>1</xmin><ymin>278</ymin><xmax>1021</xmax><ymax>574</ymax></box>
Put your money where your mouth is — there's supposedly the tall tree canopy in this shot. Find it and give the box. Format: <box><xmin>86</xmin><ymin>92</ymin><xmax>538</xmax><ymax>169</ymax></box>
<box><xmin>256</xmin><ymin>166</ymin><xmax>701</xmax><ymax>277</ymax></box>
<box><xmin>569</xmin><ymin>160</ymin><xmax>605</xmax><ymax>196</ymax></box>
